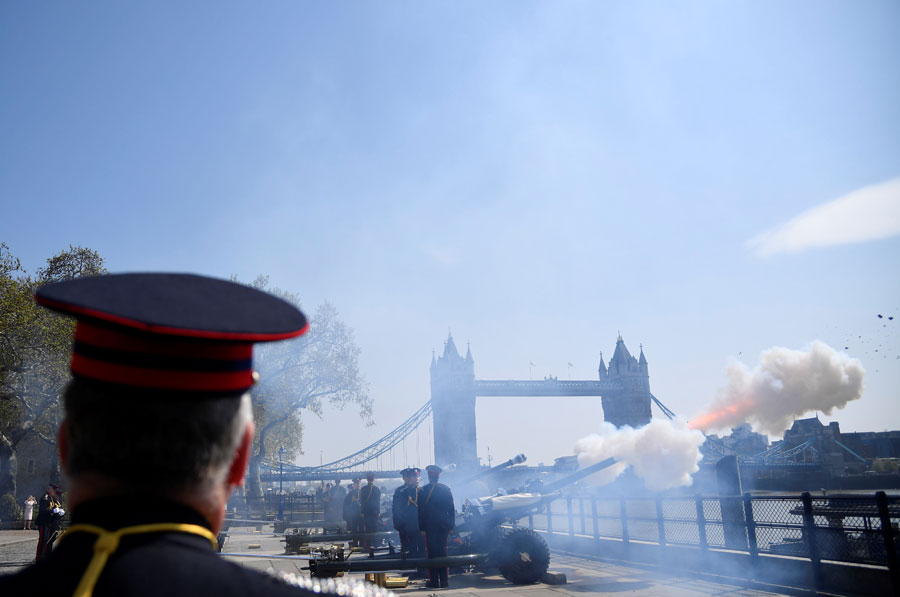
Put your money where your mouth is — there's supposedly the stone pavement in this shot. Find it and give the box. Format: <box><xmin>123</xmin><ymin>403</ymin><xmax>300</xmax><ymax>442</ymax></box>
<box><xmin>0</xmin><ymin>526</ymin><xmax>805</xmax><ymax>596</ymax></box>
<box><xmin>218</xmin><ymin>525</ymin><xmax>801</xmax><ymax>596</ymax></box>
<box><xmin>0</xmin><ymin>530</ymin><xmax>39</xmax><ymax>575</ymax></box>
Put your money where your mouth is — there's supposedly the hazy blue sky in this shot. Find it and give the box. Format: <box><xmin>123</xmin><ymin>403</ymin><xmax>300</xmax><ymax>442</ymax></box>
<box><xmin>2</xmin><ymin>2</ymin><xmax>898</xmax><ymax>468</ymax></box>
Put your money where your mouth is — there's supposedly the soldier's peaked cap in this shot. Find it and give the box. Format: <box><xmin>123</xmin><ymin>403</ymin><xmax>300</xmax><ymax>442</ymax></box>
<box><xmin>425</xmin><ymin>465</ymin><xmax>442</xmax><ymax>474</ymax></box>
<box><xmin>35</xmin><ymin>273</ymin><xmax>309</xmax><ymax>393</ymax></box>
<box><xmin>400</xmin><ymin>467</ymin><xmax>420</xmax><ymax>477</ymax></box>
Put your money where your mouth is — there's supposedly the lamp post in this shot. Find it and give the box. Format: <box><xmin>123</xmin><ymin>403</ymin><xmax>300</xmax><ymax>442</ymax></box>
<box><xmin>278</xmin><ymin>446</ymin><xmax>285</xmax><ymax>520</ymax></box>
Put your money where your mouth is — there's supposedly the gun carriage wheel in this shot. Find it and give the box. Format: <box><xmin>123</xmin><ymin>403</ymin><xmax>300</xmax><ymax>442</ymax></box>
<box><xmin>494</xmin><ymin>527</ymin><xmax>549</xmax><ymax>584</ymax></box>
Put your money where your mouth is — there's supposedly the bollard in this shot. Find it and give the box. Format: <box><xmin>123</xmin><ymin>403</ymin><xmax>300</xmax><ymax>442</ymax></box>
<box><xmin>743</xmin><ymin>493</ymin><xmax>759</xmax><ymax>569</ymax></box>
<box><xmin>875</xmin><ymin>491</ymin><xmax>900</xmax><ymax>595</ymax></box>
<box><xmin>655</xmin><ymin>497</ymin><xmax>667</xmax><ymax>547</ymax></box>
<box><xmin>801</xmin><ymin>492</ymin><xmax>823</xmax><ymax>591</ymax></box>
<box><xmin>695</xmin><ymin>496</ymin><xmax>708</xmax><ymax>553</ymax></box>
<box><xmin>579</xmin><ymin>498</ymin><xmax>587</xmax><ymax>536</ymax></box>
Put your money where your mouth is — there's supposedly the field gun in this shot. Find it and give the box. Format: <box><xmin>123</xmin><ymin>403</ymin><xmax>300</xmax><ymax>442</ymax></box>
<box><xmin>460</xmin><ymin>453</ymin><xmax>527</xmax><ymax>484</ymax></box>
<box><xmin>307</xmin><ymin>457</ymin><xmax>618</xmax><ymax>584</ymax></box>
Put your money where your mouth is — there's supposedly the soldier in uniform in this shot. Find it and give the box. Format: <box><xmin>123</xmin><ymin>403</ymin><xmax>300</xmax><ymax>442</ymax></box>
<box><xmin>391</xmin><ymin>467</ymin><xmax>424</xmax><ymax>559</ymax></box>
<box><xmin>0</xmin><ymin>273</ymin><xmax>390</xmax><ymax>597</ymax></box>
<box><xmin>359</xmin><ymin>472</ymin><xmax>381</xmax><ymax>548</ymax></box>
<box><xmin>342</xmin><ymin>477</ymin><xmax>363</xmax><ymax>539</ymax></box>
<box><xmin>326</xmin><ymin>479</ymin><xmax>346</xmax><ymax>523</ymax></box>
<box><xmin>418</xmin><ymin>465</ymin><xmax>455</xmax><ymax>589</ymax></box>
<box><xmin>35</xmin><ymin>483</ymin><xmax>65</xmax><ymax>560</ymax></box>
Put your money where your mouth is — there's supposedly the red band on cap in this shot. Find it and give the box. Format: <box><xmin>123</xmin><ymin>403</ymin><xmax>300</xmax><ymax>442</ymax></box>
<box><xmin>75</xmin><ymin>321</ymin><xmax>253</xmax><ymax>360</ymax></box>
<box><xmin>71</xmin><ymin>354</ymin><xmax>254</xmax><ymax>392</ymax></box>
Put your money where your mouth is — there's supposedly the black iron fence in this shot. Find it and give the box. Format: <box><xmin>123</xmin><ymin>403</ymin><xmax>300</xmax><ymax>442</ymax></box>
<box><xmin>237</xmin><ymin>493</ymin><xmax>323</xmax><ymax>523</ymax></box>
<box><xmin>523</xmin><ymin>491</ymin><xmax>899</xmax><ymax>586</ymax></box>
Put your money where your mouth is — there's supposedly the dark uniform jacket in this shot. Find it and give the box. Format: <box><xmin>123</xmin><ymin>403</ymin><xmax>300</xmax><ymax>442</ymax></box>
<box><xmin>342</xmin><ymin>487</ymin><xmax>361</xmax><ymax>522</ymax></box>
<box><xmin>325</xmin><ymin>484</ymin><xmax>346</xmax><ymax>521</ymax></box>
<box><xmin>391</xmin><ymin>485</ymin><xmax>420</xmax><ymax>533</ymax></box>
<box><xmin>359</xmin><ymin>484</ymin><xmax>381</xmax><ymax>518</ymax></box>
<box><xmin>36</xmin><ymin>492</ymin><xmax>62</xmax><ymax>529</ymax></box>
<box><xmin>417</xmin><ymin>482</ymin><xmax>455</xmax><ymax>533</ymax></box>
<box><xmin>0</xmin><ymin>497</ymin><xmax>329</xmax><ymax>596</ymax></box>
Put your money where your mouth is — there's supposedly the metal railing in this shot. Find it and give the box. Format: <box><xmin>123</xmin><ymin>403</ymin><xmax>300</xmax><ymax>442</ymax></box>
<box><xmin>522</xmin><ymin>491</ymin><xmax>900</xmax><ymax>590</ymax></box>
<box><xmin>237</xmin><ymin>493</ymin><xmax>323</xmax><ymax>523</ymax></box>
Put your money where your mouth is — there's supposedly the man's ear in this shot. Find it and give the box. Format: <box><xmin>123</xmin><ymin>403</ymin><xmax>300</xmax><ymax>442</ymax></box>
<box><xmin>58</xmin><ymin>420</ymin><xmax>69</xmax><ymax>472</ymax></box>
<box><xmin>227</xmin><ymin>421</ymin><xmax>255</xmax><ymax>487</ymax></box>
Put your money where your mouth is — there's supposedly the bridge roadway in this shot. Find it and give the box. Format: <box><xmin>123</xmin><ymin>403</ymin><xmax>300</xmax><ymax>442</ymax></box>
<box><xmin>473</xmin><ymin>379</ymin><xmax>619</xmax><ymax>396</ymax></box>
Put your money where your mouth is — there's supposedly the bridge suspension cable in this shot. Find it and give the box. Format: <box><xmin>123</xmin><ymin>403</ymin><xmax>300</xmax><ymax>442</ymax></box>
<box><xmin>649</xmin><ymin>392</ymin><xmax>677</xmax><ymax>420</ymax></box>
<box><xmin>262</xmin><ymin>401</ymin><xmax>433</xmax><ymax>475</ymax></box>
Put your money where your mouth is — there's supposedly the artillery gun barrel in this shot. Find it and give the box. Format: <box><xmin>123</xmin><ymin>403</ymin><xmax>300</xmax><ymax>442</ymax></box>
<box><xmin>308</xmin><ymin>553</ymin><xmax>484</xmax><ymax>574</ymax></box>
<box><xmin>462</xmin><ymin>453</ymin><xmax>527</xmax><ymax>484</ymax></box>
<box><xmin>220</xmin><ymin>553</ymin><xmax>316</xmax><ymax>560</ymax></box>
<box><xmin>539</xmin><ymin>457</ymin><xmax>618</xmax><ymax>494</ymax></box>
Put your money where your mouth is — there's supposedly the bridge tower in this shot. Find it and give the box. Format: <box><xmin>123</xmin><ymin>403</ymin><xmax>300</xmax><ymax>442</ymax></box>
<box><xmin>430</xmin><ymin>333</ymin><xmax>478</xmax><ymax>471</ymax></box>
<box><xmin>599</xmin><ymin>335</ymin><xmax>652</xmax><ymax>428</ymax></box>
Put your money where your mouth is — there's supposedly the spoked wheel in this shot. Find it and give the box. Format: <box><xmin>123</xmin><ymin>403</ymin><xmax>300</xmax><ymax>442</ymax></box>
<box><xmin>495</xmin><ymin>528</ymin><xmax>550</xmax><ymax>584</ymax></box>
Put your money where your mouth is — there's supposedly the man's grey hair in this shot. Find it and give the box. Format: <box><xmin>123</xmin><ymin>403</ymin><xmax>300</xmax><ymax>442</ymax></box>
<box><xmin>63</xmin><ymin>378</ymin><xmax>252</xmax><ymax>495</ymax></box>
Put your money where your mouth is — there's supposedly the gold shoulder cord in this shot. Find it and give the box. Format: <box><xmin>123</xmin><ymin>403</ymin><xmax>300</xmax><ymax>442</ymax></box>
<box><xmin>407</xmin><ymin>487</ymin><xmax>418</xmax><ymax>508</ymax></box>
<box><xmin>423</xmin><ymin>484</ymin><xmax>436</xmax><ymax>506</ymax></box>
<box><xmin>58</xmin><ymin>523</ymin><xmax>217</xmax><ymax>597</ymax></box>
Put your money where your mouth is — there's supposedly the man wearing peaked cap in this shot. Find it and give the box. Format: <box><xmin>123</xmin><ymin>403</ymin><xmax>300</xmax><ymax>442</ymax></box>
<box><xmin>392</xmin><ymin>468</ymin><xmax>424</xmax><ymax>566</ymax></box>
<box><xmin>0</xmin><ymin>273</ymin><xmax>392</xmax><ymax>597</ymax></box>
<box><xmin>359</xmin><ymin>472</ymin><xmax>381</xmax><ymax>548</ymax></box>
<box><xmin>418</xmin><ymin>464</ymin><xmax>455</xmax><ymax>589</ymax></box>
<box><xmin>35</xmin><ymin>482</ymin><xmax>65</xmax><ymax>561</ymax></box>
<box><xmin>342</xmin><ymin>477</ymin><xmax>363</xmax><ymax>540</ymax></box>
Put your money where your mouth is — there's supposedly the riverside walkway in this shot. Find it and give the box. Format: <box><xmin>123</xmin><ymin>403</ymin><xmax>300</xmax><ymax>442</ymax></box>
<box><xmin>0</xmin><ymin>526</ymin><xmax>822</xmax><ymax>596</ymax></box>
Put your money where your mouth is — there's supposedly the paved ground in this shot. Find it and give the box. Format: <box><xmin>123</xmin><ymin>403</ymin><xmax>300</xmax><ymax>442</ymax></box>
<box><xmin>217</xmin><ymin>526</ymin><xmax>798</xmax><ymax>596</ymax></box>
<box><xmin>0</xmin><ymin>530</ymin><xmax>40</xmax><ymax>575</ymax></box>
<box><xmin>0</xmin><ymin>526</ymin><xmax>803</xmax><ymax>596</ymax></box>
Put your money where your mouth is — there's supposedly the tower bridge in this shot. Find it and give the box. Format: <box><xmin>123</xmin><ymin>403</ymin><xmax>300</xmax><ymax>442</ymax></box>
<box><xmin>262</xmin><ymin>332</ymin><xmax>656</xmax><ymax>480</ymax></box>
<box><xmin>431</xmin><ymin>332</ymin><xmax>652</xmax><ymax>471</ymax></box>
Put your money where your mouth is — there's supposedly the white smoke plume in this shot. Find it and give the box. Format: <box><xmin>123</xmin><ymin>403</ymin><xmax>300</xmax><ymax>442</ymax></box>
<box><xmin>690</xmin><ymin>341</ymin><xmax>865</xmax><ymax>436</ymax></box>
<box><xmin>574</xmin><ymin>419</ymin><xmax>706</xmax><ymax>491</ymax></box>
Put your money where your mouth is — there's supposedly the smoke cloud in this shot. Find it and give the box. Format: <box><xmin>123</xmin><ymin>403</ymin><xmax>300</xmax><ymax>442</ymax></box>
<box><xmin>574</xmin><ymin>419</ymin><xmax>705</xmax><ymax>491</ymax></box>
<box><xmin>690</xmin><ymin>341</ymin><xmax>865</xmax><ymax>436</ymax></box>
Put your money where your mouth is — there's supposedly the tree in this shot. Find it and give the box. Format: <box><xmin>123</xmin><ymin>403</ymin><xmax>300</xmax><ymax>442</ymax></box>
<box><xmin>239</xmin><ymin>276</ymin><xmax>373</xmax><ymax>497</ymax></box>
<box><xmin>0</xmin><ymin>244</ymin><xmax>106</xmax><ymax>497</ymax></box>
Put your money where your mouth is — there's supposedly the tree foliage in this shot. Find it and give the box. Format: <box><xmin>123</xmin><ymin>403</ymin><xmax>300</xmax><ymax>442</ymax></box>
<box><xmin>0</xmin><ymin>244</ymin><xmax>106</xmax><ymax>495</ymax></box>
<box><xmin>237</xmin><ymin>275</ymin><xmax>373</xmax><ymax>496</ymax></box>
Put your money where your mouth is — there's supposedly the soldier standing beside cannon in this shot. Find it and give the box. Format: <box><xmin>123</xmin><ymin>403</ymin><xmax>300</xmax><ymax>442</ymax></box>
<box><xmin>392</xmin><ymin>467</ymin><xmax>425</xmax><ymax>560</ymax></box>
<box><xmin>418</xmin><ymin>464</ymin><xmax>455</xmax><ymax>589</ymax></box>
<box><xmin>360</xmin><ymin>472</ymin><xmax>381</xmax><ymax>548</ymax></box>
<box><xmin>343</xmin><ymin>477</ymin><xmax>363</xmax><ymax>540</ymax></box>
<box><xmin>326</xmin><ymin>479</ymin><xmax>346</xmax><ymax>523</ymax></box>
